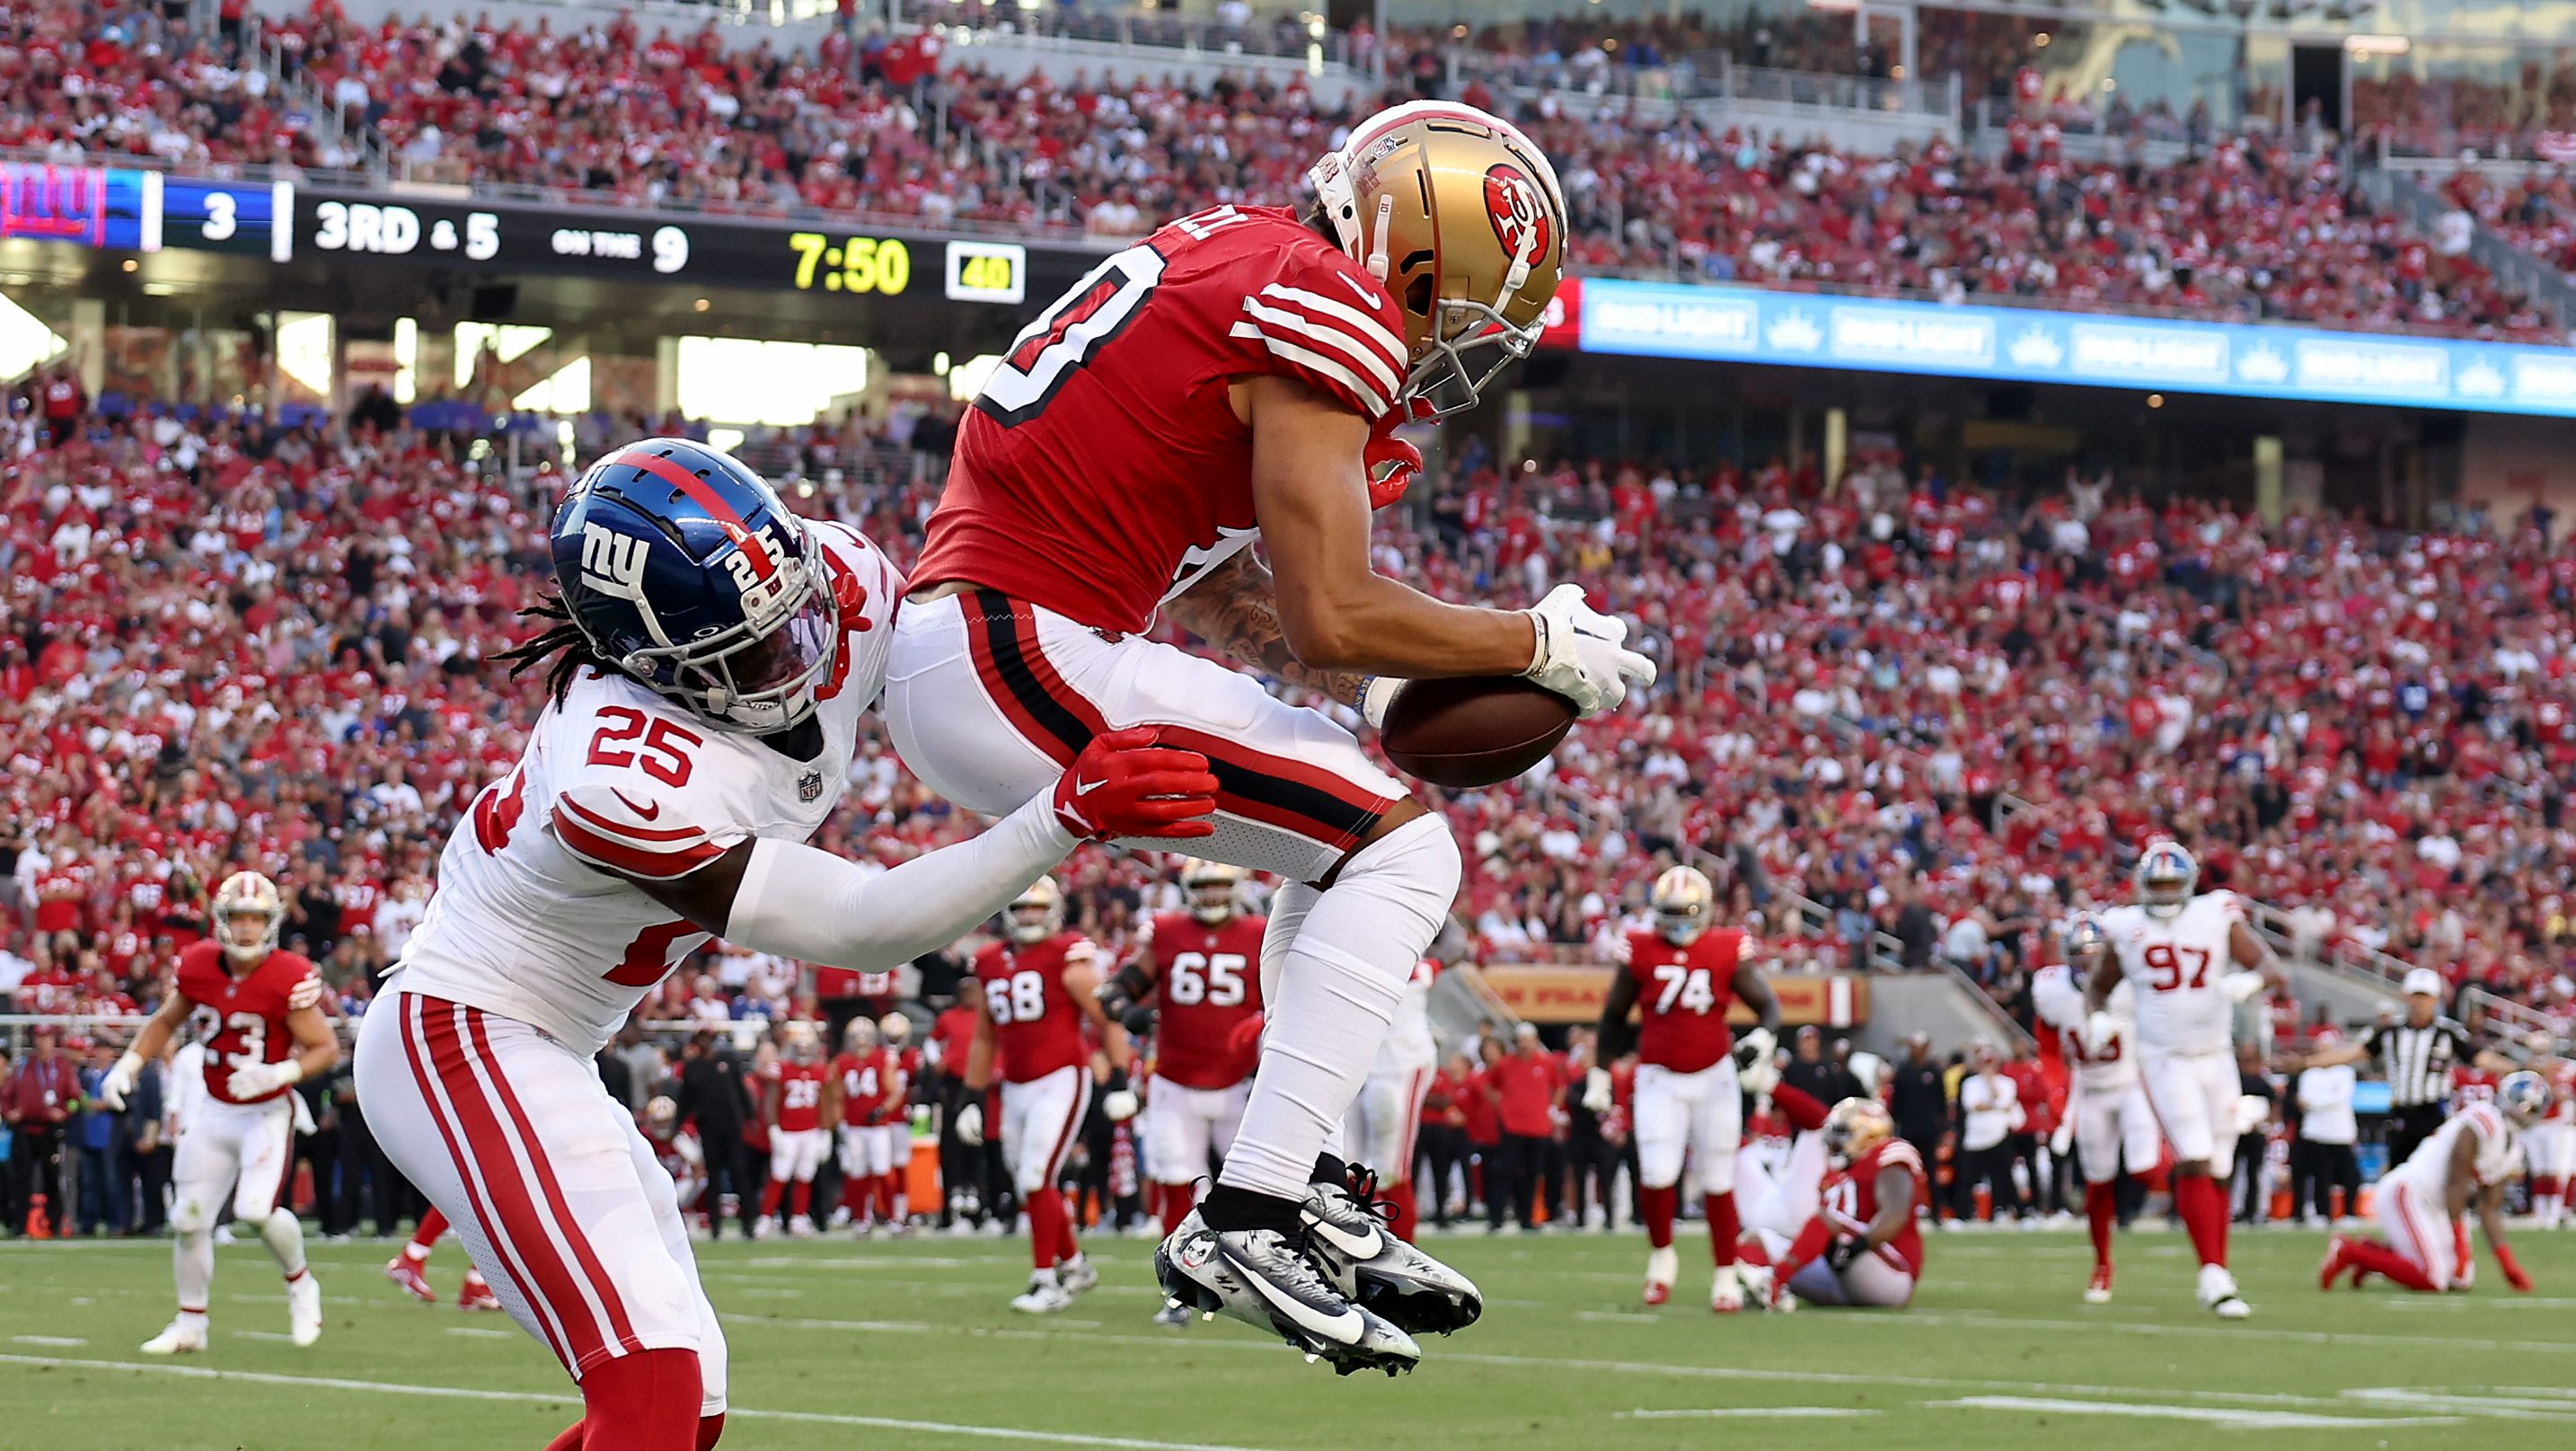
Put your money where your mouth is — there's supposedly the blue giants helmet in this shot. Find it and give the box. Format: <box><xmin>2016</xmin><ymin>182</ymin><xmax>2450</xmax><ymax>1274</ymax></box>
<box><xmin>549</xmin><ymin>439</ymin><xmax>839</xmax><ymax>733</ymax></box>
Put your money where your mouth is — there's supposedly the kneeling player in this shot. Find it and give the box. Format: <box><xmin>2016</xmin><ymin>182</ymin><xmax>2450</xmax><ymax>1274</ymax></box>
<box><xmin>99</xmin><ymin>872</ymin><xmax>340</xmax><ymax>1354</ymax></box>
<box><xmin>2321</xmin><ymin>1072</ymin><xmax>2549</xmax><ymax>1295</ymax></box>
<box><xmin>1767</xmin><ymin>1100</ymin><xmax>1924</xmax><ymax>1310</ymax></box>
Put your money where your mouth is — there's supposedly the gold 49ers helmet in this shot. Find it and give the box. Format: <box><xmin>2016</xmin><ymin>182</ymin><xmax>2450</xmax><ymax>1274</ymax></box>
<box><xmin>1649</xmin><ymin>864</ymin><xmax>1716</xmax><ymax>945</ymax></box>
<box><xmin>1308</xmin><ymin>100</ymin><xmax>1566</xmax><ymax>418</ymax></box>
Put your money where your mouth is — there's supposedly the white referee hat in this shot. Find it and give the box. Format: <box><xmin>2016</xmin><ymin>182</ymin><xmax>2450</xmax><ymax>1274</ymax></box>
<box><xmin>2402</xmin><ymin>968</ymin><xmax>2443</xmax><ymax>997</ymax></box>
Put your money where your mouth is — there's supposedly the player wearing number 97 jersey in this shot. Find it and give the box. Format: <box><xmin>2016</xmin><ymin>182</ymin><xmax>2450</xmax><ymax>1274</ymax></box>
<box><xmin>352</xmin><ymin>440</ymin><xmax>1222</xmax><ymax>1451</ymax></box>
<box><xmin>2087</xmin><ymin>842</ymin><xmax>2280</xmax><ymax>1322</ymax></box>
<box><xmin>1592</xmin><ymin>866</ymin><xmax>1783</xmax><ymax>1314</ymax></box>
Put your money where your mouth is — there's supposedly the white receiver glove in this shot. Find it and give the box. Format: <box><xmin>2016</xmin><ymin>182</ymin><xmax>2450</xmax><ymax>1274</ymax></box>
<box><xmin>97</xmin><ymin>1050</ymin><xmax>145</xmax><ymax>1111</ymax></box>
<box><xmin>1522</xmin><ymin>584</ymin><xmax>1656</xmax><ymax>718</ymax></box>
<box><xmin>1358</xmin><ymin>676</ymin><xmax>1407</xmax><ymax>730</ymax></box>
<box><xmin>226</xmin><ymin>1059</ymin><xmax>304</xmax><ymax>1102</ymax></box>
<box><xmin>2221</xmin><ymin>970</ymin><xmax>2268</xmax><ymax>1004</ymax></box>
<box><xmin>2083</xmin><ymin>1012</ymin><xmax>2120</xmax><ymax>1057</ymax></box>
<box><xmin>1581</xmin><ymin>1067</ymin><xmax>1614</xmax><ymax>1114</ymax></box>
<box><xmin>1101</xmin><ymin>1089</ymin><xmax>1140</xmax><ymax>1123</ymax></box>
<box><xmin>953</xmin><ymin>1102</ymin><xmax>984</xmax><ymax>1146</ymax></box>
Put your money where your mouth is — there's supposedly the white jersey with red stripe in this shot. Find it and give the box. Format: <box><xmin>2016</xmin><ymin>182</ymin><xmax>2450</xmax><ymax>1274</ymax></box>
<box><xmin>2385</xmin><ymin>1101</ymin><xmax>2522</xmax><ymax>1197</ymax></box>
<box><xmin>2031</xmin><ymin>964</ymin><xmax>2139</xmax><ymax>1093</ymax></box>
<box><xmin>394</xmin><ymin>521</ymin><xmax>903</xmax><ymax>1058</ymax></box>
<box><xmin>1373</xmin><ymin>957</ymin><xmax>1441</xmax><ymax>1076</ymax></box>
<box><xmin>2099</xmin><ymin>891</ymin><xmax>2245</xmax><ymax>1057</ymax></box>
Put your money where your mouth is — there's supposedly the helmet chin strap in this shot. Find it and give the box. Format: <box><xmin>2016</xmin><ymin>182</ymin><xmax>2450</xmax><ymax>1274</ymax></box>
<box><xmin>1366</xmin><ymin>194</ymin><xmax>1393</xmax><ymax>282</ymax></box>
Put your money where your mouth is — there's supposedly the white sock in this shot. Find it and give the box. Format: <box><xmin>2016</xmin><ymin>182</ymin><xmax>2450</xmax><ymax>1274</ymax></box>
<box><xmin>174</xmin><ymin>1229</ymin><xmax>214</xmax><ymax>1314</ymax></box>
<box><xmin>1221</xmin><ymin>814</ymin><xmax>1459</xmax><ymax>1202</ymax></box>
<box><xmin>258</xmin><ymin>1207</ymin><xmax>308</xmax><ymax>1279</ymax></box>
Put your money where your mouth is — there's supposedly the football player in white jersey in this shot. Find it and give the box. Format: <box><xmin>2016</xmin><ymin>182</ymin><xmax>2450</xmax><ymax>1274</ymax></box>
<box><xmin>2032</xmin><ymin>916</ymin><xmax>2162</xmax><ymax>1305</ymax></box>
<box><xmin>2320</xmin><ymin>1072</ymin><xmax>2549</xmax><ymax>1294</ymax></box>
<box><xmin>348</xmin><ymin>441</ymin><xmax>1220</xmax><ymax>1451</ymax></box>
<box><xmin>2084</xmin><ymin>842</ymin><xmax>2280</xmax><ymax>1318</ymax></box>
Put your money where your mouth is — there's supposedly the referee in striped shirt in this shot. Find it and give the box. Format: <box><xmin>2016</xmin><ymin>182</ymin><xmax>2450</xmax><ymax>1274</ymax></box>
<box><xmin>2313</xmin><ymin>969</ymin><xmax>2504</xmax><ymax>1164</ymax></box>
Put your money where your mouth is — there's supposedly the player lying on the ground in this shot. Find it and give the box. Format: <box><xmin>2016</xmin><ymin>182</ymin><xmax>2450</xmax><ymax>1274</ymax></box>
<box><xmin>98</xmin><ymin>871</ymin><xmax>339</xmax><ymax>1355</ymax></box>
<box><xmin>1758</xmin><ymin>1096</ymin><xmax>1925</xmax><ymax>1310</ymax></box>
<box><xmin>1589</xmin><ymin>864</ymin><xmax>1782</xmax><ymax>1312</ymax></box>
<box><xmin>2320</xmin><ymin>1071</ymin><xmax>2551</xmax><ymax>1295</ymax></box>
<box><xmin>2084</xmin><ymin>842</ymin><xmax>2281</xmax><ymax>1319</ymax></box>
<box><xmin>2033</xmin><ymin>915</ymin><xmax>2163</xmax><ymax>1305</ymax></box>
<box><xmin>348</xmin><ymin>440</ymin><xmax>1222</xmax><ymax>1451</ymax></box>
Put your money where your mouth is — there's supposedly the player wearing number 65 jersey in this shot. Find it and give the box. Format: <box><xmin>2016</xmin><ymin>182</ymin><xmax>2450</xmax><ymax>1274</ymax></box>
<box><xmin>964</xmin><ymin>875</ymin><xmax>1134</xmax><ymax>1315</ymax></box>
<box><xmin>351</xmin><ymin>440</ymin><xmax>1220</xmax><ymax>1451</ymax></box>
<box><xmin>2086</xmin><ymin>843</ymin><xmax>2281</xmax><ymax>1321</ymax></box>
<box><xmin>100</xmin><ymin>871</ymin><xmax>340</xmax><ymax>1358</ymax></box>
<box><xmin>1591</xmin><ymin>866</ymin><xmax>1782</xmax><ymax>1313</ymax></box>
<box><xmin>1097</xmin><ymin>859</ymin><xmax>1267</xmax><ymax>1287</ymax></box>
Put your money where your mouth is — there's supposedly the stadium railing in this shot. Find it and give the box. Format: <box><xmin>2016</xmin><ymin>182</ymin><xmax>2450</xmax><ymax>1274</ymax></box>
<box><xmin>2355</xmin><ymin>164</ymin><xmax>2576</xmax><ymax>332</ymax></box>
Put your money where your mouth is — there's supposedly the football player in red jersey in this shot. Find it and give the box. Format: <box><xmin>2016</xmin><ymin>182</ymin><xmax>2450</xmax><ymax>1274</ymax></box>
<box><xmin>886</xmin><ymin>99</ymin><xmax>1644</xmax><ymax>1374</ymax></box>
<box><xmin>961</xmin><ymin>876</ymin><xmax>1133</xmax><ymax>1313</ymax></box>
<box><xmin>384</xmin><ymin>1206</ymin><xmax>502</xmax><ymax>1310</ymax></box>
<box><xmin>1589</xmin><ymin>866</ymin><xmax>1781</xmax><ymax>1312</ymax></box>
<box><xmin>757</xmin><ymin>1022</ymin><xmax>829</xmax><ymax>1236</ymax></box>
<box><xmin>1098</xmin><ymin>860</ymin><xmax>1266</xmax><ymax>1324</ymax></box>
<box><xmin>97</xmin><ymin>872</ymin><xmax>340</xmax><ymax>1355</ymax></box>
<box><xmin>1767</xmin><ymin>1099</ymin><xmax>1926</xmax><ymax>1310</ymax></box>
<box><xmin>2524</xmin><ymin>1037</ymin><xmax>2576</xmax><ymax>1229</ymax></box>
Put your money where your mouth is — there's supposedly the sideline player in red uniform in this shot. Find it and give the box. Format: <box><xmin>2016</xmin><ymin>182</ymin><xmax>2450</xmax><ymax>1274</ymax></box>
<box><xmin>887</xmin><ymin>100</ymin><xmax>1646</xmax><ymax>1372</ymax></box>
<box><xmin>1589</xmin><ymin>866</ymin><xmax>1781</xmax><ymax>1312</ymax></box>
<box><xmin>758</xmin><ymin>1022</ymin><xmax>829</xmax><ymax>1235</ymax></box>
<box><xmin>961</xmin><ymin>876</ymin><xmax>1133</xmax><ymax>1314</ymax></box>
<box><xmin>1097</xmin><ymin>860</ymin><xmax>1266</xmax><ymax>1266</ymax></box>
<box><xmin>99</xmin><ymin>872</ymin><xmax>340</xmax><ymax>1354</ymax></box>
<box><xmin>1767</xmin><ymin>1099</ymin><xmax>1927</xmax><ymax>1309</ymax></box>
<box><xmin>384</xmin><ymin>1206</ymin><xmax>501</xmax><ymax>1309</ymax></box>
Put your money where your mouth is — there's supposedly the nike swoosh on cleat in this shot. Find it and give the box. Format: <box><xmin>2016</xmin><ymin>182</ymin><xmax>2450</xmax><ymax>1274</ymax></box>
<box><xmin>610</xmin><ymin>791</ymin><xmax>662</xmax><ymax>821</ymax></box>
<box><xmin>1222</xmin><ymin>1248</ymin><xmax>1365</xmax><ymax>1343</ymax></box>
<box><xmin>1303</xmin><ymin>1216</ymin><xmax>1385</xmax><ymax>1261</ymax></box>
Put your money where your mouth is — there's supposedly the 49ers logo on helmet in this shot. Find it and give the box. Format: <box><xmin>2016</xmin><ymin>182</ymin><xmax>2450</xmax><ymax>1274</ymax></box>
<box><xmin>1483</xmin><ymin>163</ymin><xmax>1551</xmax><ymax>264</ymax></box>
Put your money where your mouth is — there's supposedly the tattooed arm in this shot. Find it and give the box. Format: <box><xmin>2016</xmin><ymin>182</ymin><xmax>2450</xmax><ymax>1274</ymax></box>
<box><xmin>1165</xmin><ymin>548</ymin><xmax>1369</xmax><ymax>703</ymax></box>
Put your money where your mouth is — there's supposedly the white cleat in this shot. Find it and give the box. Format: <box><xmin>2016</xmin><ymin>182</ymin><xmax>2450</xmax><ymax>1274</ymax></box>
<box><xmin>2197</xmin><ymin>1263</ymin><xmax>2251</xmax><ymax>1319</ymax></box>
<box><xmin>1641</xmin><ymin>1245</ymin><xmax>1678</xmax><ymax>1306</ymax></box>
<box><xmin>1056</xmin><ymin>1255</ymin><xmax>1099</xmax><ymax>1300</ymax></box>
<box><xmin>288</xmin><ymin>1273</ymin><xmax>324</xmax><ymax>1347</ymax></box>
<box><xmin>141</xmin><ymin>1315</ymin><xmax>209</xmax><ymax>1356</ymax></box>
<box><xmin>1010</xmin><ymin>1271</ymin><xmax>1074</xmax><ymax>1314</ymax></box>
<box><xmin>1709</xmin><ymin>1263</ymin><xmax>1744</xmax><ymax>1314</ymax></box>
<box><xmin>788</xmin><ymin>1215</ymin><xmax>816</xmax><ymax>1238</ymax></box>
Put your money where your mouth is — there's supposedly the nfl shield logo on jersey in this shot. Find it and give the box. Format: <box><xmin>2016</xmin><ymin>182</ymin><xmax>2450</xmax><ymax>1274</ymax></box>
<box><xmin>798</xmin><ymin>770</ymin><xmax>825</xmax><ymax>803</ymax></box>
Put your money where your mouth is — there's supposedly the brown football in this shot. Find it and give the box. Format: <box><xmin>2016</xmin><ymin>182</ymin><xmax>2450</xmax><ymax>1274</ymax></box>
<box><xmin>1377</xmin><ymin>677</ymin><xmax>1577</xmax><ymax>789</ymax></box>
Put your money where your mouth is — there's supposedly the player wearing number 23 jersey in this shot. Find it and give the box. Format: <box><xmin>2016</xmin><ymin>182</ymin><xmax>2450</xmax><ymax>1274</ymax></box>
<box><xmin>353</xmin><ymin>441</ymin><xmax>1221</xmax><ymax>1451</ymax></box>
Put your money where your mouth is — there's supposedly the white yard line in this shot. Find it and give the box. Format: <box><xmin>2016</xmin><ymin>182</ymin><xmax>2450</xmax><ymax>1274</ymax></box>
<box><xmin>1895</xmin><ymin>1310</ymin><xmax>2576</xmax><ymax>1355</ymax></box>
<box><xmin>446</xmin><ymin>1327</ymin><xmax>516</xmax><ymax>1340</ymax></box>
<box><xmin>1928</xmin><ymin>1395</ymin><xmax>2458</xmax><ymax>1430</ymax></box>
<box><xmin>0</xmin><ymin>1354</ymin><xmax>1290</xmax><ymax>1451</ymax></box>
<box><xmin>9</xmin><ymin>1335</ymin><xmax>84</xmax><ymax>1348</ymax></box>
<box><xmin>1621</xmin><ymin>1407</ymin><xmax>1877</xmax><ymax>1420</ymax></box>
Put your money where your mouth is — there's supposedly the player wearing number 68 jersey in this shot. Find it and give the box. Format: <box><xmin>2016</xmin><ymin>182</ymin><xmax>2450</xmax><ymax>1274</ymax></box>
<box><xmin>1096</xmin><ymin>860</ymin><xmax>1267</xmax><ymax>1284</ymax></box>
<box><xmin>966</xmin><ymin>876</ymin><xmax>1134</xmax><ymax>1315</ymax></box>
<box><xmin>1592</xmin><ymin>866</ymin><xmax>1782</xmax><ymax>1314</ymax></box>
<box><xmin>351</xmin><ymin>440</ymin><xmax>1221</xmax><ymax>1451</ymax></box>
<box><xmin>2086</xmin><ymin>843</ymin><xmax>2282</xmax><ymax>1321</ymax></box>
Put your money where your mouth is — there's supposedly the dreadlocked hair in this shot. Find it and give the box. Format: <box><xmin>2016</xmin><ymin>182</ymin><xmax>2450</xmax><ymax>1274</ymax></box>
<box><xmin>493</xmin><ymin>591</ymin><xmax>616</xmax><ymax>703</ymax></box>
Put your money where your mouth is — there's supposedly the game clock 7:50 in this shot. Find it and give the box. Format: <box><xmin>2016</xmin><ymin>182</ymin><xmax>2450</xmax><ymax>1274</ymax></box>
<box><xmin>788</xmin><ymin>232</ymin><xmax>912</xmax><ymax>294</ymax></box>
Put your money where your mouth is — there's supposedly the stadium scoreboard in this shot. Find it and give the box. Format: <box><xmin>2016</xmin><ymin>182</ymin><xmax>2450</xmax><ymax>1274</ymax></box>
<box><xmin>0</xmin><ymin>161</ymin><xmax>292</xmax><ymax>261</ymax></box>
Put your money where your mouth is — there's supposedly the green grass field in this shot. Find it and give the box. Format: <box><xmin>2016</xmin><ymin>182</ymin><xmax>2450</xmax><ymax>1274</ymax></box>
<box><xmin>3</xmin><ymin>1225</ymin><xmax>2572</xmax><ymax>1451</ymax></box>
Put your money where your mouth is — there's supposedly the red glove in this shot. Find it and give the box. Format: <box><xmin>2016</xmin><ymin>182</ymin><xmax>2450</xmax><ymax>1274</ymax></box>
<box><xmin>2495</xmin><ymin>1242</ymin><xmax>2533</xmax><ymax>1293</ymax></box>
<box><xmin>1052</xmin><ymin>727</ymin><xmax>1220</xmax><ymax>841</ymax></box>
<box><xmin>1226</xmin><ymin>1012</ymin><xmax>1266</xmax><ymax>1078</ymax></box>
<box><xmin>1363</xmin><ymin>409</ymin><xmax>1422</xmax><ymax>510</ymax></box>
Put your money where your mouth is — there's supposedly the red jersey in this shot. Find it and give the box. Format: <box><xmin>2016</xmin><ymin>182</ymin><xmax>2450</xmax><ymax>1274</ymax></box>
<box><xmin>831</xmin><ymin>1050</ymin><xmax>885</xmax><ymax>1125</ymax></box>
<box><xmin>975</xmin><ymin>933</ymin><xmax>1096</xmax><ymax>1083</ymax></box>
<box><xmin>1486</xmin><ymin>1051</ymin><xmax>1565</xmax><ymax>1137</ymax></box>
<box><xmin>1138</xmin><ymin>911</ymin><xmax>1266</xmax><ymax>1091</ymax></box>
<box><xmin>916</xmin><ymin>205</ymin><xmax>1412</xmax><ymax>633</ymax></box>
<box><xmin>767</xmin><ymin>1058</ymin><xmax>827</xmax><ymax>1133</ymax></box>
<box><xmin>1821</xmin><ymin>1137</ymin><xmax>1927</xmax><ymax>1276</ymax></box>
<box><xmin>1615</xmin><ymin>927</ymin><xmax>1746</xmax><ymax>1073</ymax></box>
<box><xmin>172</xmin><ymin>939</ymin><xmax>320</xmax><ymax>1104</ymax></box>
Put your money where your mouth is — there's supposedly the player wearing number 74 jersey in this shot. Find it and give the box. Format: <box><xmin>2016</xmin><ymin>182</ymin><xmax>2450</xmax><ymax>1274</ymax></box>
<box><xmin>2086</xmin><ymin>842</ymin><xmax>2282</xmax><ymax>1320</ymax></box>
<box><xmin>351</xmin><ymin>440</ymin><xmax>1220</xmax><ymax>1451</ymax></box>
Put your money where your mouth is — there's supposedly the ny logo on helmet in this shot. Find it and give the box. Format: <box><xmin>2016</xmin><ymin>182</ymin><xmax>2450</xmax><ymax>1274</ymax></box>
<box><xmin>579</xmin><ymin>524</ymin><xmax>650</xmax><ymax>600</ymax></box>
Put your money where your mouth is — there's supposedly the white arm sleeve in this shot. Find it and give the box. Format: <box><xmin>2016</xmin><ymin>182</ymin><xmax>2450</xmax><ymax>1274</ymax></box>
<box><xmin>2029</xmin><ymin>966</ymin><xmax>2086</xmax><ymax>1031</ymax></box>
<box><xmin>724</xmin><ymin>795</ymin><xmax>1078</xmax><ymax>969</ymax></box>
